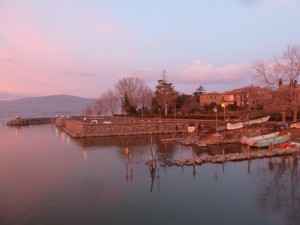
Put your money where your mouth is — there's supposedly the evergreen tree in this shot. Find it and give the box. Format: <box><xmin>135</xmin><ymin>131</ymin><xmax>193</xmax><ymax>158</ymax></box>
<box><xmin>153</xmin><ymin>70</ymin><xmax>177</xmax><ymax>116</ymax></box>
<box><xmin>193</xmin><ymin>85</ymin><xmax>206</xmax><ymax>103</ymax></box>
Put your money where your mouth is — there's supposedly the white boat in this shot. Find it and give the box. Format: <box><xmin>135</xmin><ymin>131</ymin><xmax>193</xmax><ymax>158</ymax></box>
<box><xmin>290</xmin><ymin>122</ymin><xmax>300</xmax><ymax>129</ymax></box>
<box><xmin>240</xmin><ymin>131</ymin><xmax>280</xmax><ymax>146</ymax></box>
<box><xmin>227</xmin><ymin>116</ymin><xmax>270</xmax><ymax>131</ymax></box>
<box><xmin>243</xmin><ymin>116</ymin><xmax>270</xmax><ymax>126</ymax></box>
<box><xmin>253</xmin><ymin>133</ymin><xmax>291</xmax><ymax>148</ymax></box>
<box><xmin>227</xmin><ymin>122</ymin><xmax>243</xmax><ymax>130</ymax></box>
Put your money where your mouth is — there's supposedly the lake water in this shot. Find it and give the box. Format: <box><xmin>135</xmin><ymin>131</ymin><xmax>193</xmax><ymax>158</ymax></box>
<box><xmin>0</xmin><ymin>117</ymin><xmax>299</xmax><ymax>225</ymax></box>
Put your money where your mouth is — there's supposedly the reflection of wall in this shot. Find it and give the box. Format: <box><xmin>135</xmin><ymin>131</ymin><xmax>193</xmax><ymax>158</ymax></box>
<box><xmin>72</xmin><ymin>135</ymin><xmax>160</xmax><ymax>148</ymax></box>
<box><xmin>63</xmin><ymin>119</ymin><xmax>198</xmax><ymax>138</ymax></box>
<box><xmin>72</xmin><ymin>134</ymin><xmax>174</xmax><ymax>163</ymax></box>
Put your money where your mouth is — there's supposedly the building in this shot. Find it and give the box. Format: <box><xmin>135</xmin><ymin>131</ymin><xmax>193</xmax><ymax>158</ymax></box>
<box><xmin>200</xmin><ymin>86</ymin><xmax>270</xmax><ymax>110</ymax></box>
<box><xmin>200</xmin><ymin>92</ymin><xmax>222</xmax><ymax>107</ymax></box>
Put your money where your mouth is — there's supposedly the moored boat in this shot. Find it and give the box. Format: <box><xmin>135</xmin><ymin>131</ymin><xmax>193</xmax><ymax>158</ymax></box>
<box><xmin>290</xmin><ymin>122</ymin><xmax>300</xmax><ymax>129</ymax></box>
<box><xmin>227</xmin><ymin>122</ymin><xmax>243</xmax><ymax>130</ymax></box>
<box><xmin>241</xmin><ymin>131</ymin><xmax>280</xmax><ymax>146</ymax></box>
<box><xmin>243</xmin><ymin>116</ymin><xmax>270</xmax><ymax>126</ymax></box>
<box><xmin>253</xmin><ymin>133</ymin><xmax>291</xmax><ymax>148</ymax></box>
<box><xmin>227</xmin><ymin>115</ymin><xmax>270</xmax><ymax>131</ymax></box>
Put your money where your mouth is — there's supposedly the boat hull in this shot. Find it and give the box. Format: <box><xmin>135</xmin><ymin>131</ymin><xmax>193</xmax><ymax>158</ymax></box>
<box><xmin>241</xmin><ymin>131</ymin><xmax>280</xmax><ymax>146</ymax></box>
<box><xmin>227</xmin><ymin>116</ymin><xmax>270</xmax><ymax>131</ymax></box>
<box><xmin>227</xmin><ymin>122</ymin><xmax>243</xmax><ymax>130</ymax></box>
<box><xmin>253</xmin><ymin>133</ymin><xmax>291</xmax><ymax>148</ymax></box>
<box><xmin>243</xmin><ymin>116</ymin><xmax>270</xmax><ymax>126</ymax></box>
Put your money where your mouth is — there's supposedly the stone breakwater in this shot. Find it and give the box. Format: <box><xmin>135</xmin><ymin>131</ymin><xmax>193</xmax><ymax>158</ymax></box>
<box><xmin>6</xmin><ymin>117</ymin><xmax>54</xmax><ymax>126</ymax></box>
<box><xmin>147</xmin><ymin>146</ymin><xmax>300</xmax><ymax>167</ymax></box>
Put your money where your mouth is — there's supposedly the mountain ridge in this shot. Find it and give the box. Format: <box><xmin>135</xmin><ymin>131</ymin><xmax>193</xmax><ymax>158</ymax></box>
<box><xmin>0</xmin><ymin>94</ymin><xmax>96</xmax><ymax>117</ymax></box>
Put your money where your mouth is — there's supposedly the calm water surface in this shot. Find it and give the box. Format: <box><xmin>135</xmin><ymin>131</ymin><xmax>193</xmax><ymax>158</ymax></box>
<box><xmin>0</xmin><ymin>122</ymin><xmax>299</xmax><ymax>225</ymax></box>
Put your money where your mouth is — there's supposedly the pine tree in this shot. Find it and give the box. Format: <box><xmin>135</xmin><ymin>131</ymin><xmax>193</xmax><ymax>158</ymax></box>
<box><xmin>153</xmin><ymin>70</ymin><xmax>177</xmax><ymax>116</ymax></box>
<box><xmin>193</xmin><ymin>85</ymin><xmax>206</xmax><ymax>103</ymax></box>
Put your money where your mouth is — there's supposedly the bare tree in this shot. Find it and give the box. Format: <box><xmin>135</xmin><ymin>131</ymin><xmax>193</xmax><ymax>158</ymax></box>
<box><xmin>140</xmin><ymin>85</ymin><xmax>153</xmax><ymax>114</ymax></box>
<box><xmin>115</xmin><ymin>77</ymin><xmax>152</xmax><ymax>114</ymax></box>
<box><xmin>83</xmin><ymin>105</ymin><xmax>93</xmax><ymax>116</ymax></box>
<box><xmin>252</xmin><ymin>45</ymin><xmax>300</xmax><ymax>121</ymax></box>
<box><xmin>243</xmin><ymin>85</ymin><xmax>272</xmax><ymax>110</ymax></box>
<box><xmin>101</xmin><ymin>89</ymin><xmax>118</xmax><ymax>116</ymax></box>
<box><xmin>94</xmin><ymin>98</ymin><xmax>103</xmax><ymax>115</ymax></box>
<box><xmin>94</xmin><ymin>98</ymin><xmax>104</xmax><ymax>115</ymax></box>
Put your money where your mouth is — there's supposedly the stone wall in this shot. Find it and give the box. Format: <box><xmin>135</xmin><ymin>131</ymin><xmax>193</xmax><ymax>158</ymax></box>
<box><xmin>54</xmin><ymin>117</ymin><xmax>66</xmax><ymax>127</ymax></box>
<box><xmin>62</xmin><ymin>118</ymin><xmax>200</xmax><ymax>138</ymax></box>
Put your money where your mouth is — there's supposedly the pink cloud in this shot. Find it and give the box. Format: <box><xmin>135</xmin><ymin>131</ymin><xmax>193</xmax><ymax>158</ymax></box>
<box><xmin>171</xmin><ymin>60</ymin><xmax>251</xmax><ymax>84</ymax></box>
<box><xmin>126</xmin><ymin>60</ymin><xmax>253</xmax><ymax>94</ymax></box>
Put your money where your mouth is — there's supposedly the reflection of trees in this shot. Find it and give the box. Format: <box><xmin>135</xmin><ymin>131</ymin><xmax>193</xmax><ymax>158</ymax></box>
<box><xmin>156</xmin><ymin>141</ymin><xmax>178</xmax><ymax>160</ymax></box>
<box><xmin>255</xmin><ymin>156</ymin><xmax>300</xmax><ymax>225</ymax></box>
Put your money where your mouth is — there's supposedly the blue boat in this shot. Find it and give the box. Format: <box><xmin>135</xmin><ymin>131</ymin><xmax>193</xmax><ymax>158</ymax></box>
<box><xmin>253</xmin><ymin>133</ymin><xmax>291</xmax><ymax>148</ymax></box>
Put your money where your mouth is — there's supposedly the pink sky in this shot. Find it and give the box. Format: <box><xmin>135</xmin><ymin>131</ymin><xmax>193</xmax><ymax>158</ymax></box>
<box><xmin>1</xmin><ymin>0</ymin><xmax>299</xmax><ymax>100</ymax></box>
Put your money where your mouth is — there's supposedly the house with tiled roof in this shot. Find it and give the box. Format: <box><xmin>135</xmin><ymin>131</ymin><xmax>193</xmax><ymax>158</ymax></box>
<box><xmin>200</xmin><ymin>86</ymin><xmax>270</xmax><ymax>109</ymax></box>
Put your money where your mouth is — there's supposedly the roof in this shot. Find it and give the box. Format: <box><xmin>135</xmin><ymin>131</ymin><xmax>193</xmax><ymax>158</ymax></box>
<box><xmin>201</xmin><ymin>91</ymin><xmax>220</xmax><ymax>95</ymax></box>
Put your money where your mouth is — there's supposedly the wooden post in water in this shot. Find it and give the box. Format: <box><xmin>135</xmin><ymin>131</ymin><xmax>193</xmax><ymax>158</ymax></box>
<box><xmin>149</xmin><ymin>146</ymin><xmax>156</xmax><ymax>174</ymax></box>
<box><xmin>222</xmin><ymin>149</ymin><xmax>225</xmax><ymax>163</ymax></box>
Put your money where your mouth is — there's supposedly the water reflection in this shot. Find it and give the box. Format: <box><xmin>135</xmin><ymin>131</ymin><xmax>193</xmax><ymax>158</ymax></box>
<box><xmin>64</xmin><ymin>132</ymin><xmax>266</xmax><ymax>172</ymax></box>
<box><xmin>72</xmin><ymin>135</ymin><xmax>161</xmax><ymax>148</ymax></box>
<box><xmin>9</xmin><ymin>126</ymin><xmax>23</xmax><ymax>139</ymax></box>
<box><xmin>125</xmin><ymin>146</ymin><xmax>133</xmax><ymax>182</ymax></box>
<box><xmin>54</xmin><ymin>126</ymin><xmax>71</xmax><ymax>145</ymax></box>
<box><xmin>1</xmin><ymin>124</ymin><xmax>300</xmax><ymax>225</ymax></box>
<box><xmin>255</xmin><ymin>156</ymin><xmax>300</xmax><ymax>225</ymax></box>
<box><xmin>150</xmin><ymin>165</ymin><xmax>160</xmax><ymax>192</ymax></box>
<box><xmin>51</xmin><ymin>127</ymin><xmax>300</xmax><ymax>221</ymax></box>
<box><xmin>83</xmin><ymin>149</ymin><xmax>87</xmax><ymax>160</ymax></box>
<box><xmin>248</xmin><ymin>159</ymin><xmax>251</xmax><ymax>174</ymax></box>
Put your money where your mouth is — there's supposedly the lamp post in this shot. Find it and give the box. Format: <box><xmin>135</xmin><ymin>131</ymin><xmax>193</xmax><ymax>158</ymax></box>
<box><xmin>221</xmin><ymin>103</ymin><xmax>226</xmax><ymax>121</ymax></box>
<box><xmin>213</xmin><ymin>107</ymin><xmax>218</xmax><ymax>130</ymax></box>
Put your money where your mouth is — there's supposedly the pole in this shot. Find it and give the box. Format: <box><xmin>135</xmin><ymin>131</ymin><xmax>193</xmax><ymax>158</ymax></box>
<box><xmin>214</xmin><ymin>107</ymin><xmax>218</xmax><ymax>131</ymax></box>
<box><xmin>216</xmin><ymin>110</ymin><xmax>218</xmax><ymax>129</ymax></box>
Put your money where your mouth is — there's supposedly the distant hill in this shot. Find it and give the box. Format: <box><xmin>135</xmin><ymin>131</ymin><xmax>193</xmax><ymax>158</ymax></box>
<box><xmin>0</xmin><ymin>94</ymin><xmax>96</xmax><ymax>118</ymax></box>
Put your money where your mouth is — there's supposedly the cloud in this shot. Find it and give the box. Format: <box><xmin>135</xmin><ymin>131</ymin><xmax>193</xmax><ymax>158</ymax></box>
<box><xmin>64</xmin><ymin>71</ymin><xmax>98</xmax><ymax>77</ymax></box>
<box><xmin>172</xmin><ymin>60</ymin><xmax>251</xmax><ymax>84</ymax></box>
<box><xmin>127</xmin><ymin>60</ymin><xmax>253</xmax><ymax>94</ymax></box>
<box><xmin>0</xmin><ymin>57</ymin><xmax>28</xmax><ymax>66</ymax></box>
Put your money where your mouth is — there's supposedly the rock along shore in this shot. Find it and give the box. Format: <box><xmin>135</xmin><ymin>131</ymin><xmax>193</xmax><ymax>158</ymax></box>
<box><xmin>147</xmin><ymin>146</ymin><xmax>300</xmax><ymax>167</ymax></box>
